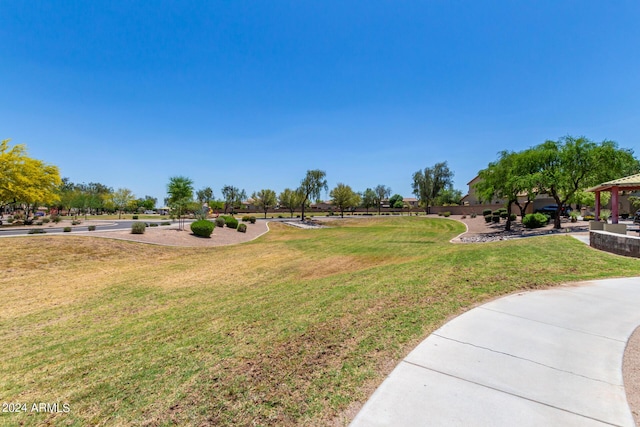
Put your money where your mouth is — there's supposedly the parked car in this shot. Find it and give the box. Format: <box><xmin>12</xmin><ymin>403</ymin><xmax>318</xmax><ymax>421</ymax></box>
<box><xmin>144</xmin><ymin>210</ymin><xmax>156</xmax><ymax>215</ymax></box>
<box><xmin>535</xmin><ymin>205</ymin><xmax>572</xmax><ymax>218</ymax></box>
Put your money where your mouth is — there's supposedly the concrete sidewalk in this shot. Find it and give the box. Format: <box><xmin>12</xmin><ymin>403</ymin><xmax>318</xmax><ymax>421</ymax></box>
<box><xmin>351</xmin><ymin>277</ymin><xmax>640</xmax><ymax>426</ymax></box>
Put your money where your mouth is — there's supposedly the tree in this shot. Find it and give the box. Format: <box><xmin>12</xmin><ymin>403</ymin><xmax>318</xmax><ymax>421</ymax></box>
<box><xmin>373</xmin><ymin>185</ymin><xmax>391</xmax><ymax>216</ymax></box>
<box><xmin>135</xmin><ymin>195</ymin><xmax>157</xmax><ymax>212</ymax></box>
<box><xmin>412</xmin><ymin>162</ymin><xmax>454</xmax><ymax>214</ymax></box>
<box><xmin>111</xmin><ymin>188</ymin><xmax>136</xmax><ymax>219</ymax></box>
<box><xmin>475</xmin><ymin>151</ymin><xmax>525</xmax><ymax>231</ymax></box>
<box><xmin>279</xmin><ymin>188</ymin><xmax>305</xmax><ymax>218</ymax></box>
<box><xmin>536</xmin><ymin>136</ymin><xmax>638</xmax><ymax>229</ymax></box>
<box><xmin>221</xmin><ymin>185</ymin><xmax>246</xmax><ymax>214</ymax></box>
<box><xmin>196</xmin><ymin>187</ymin><xmax>214</xmax><ymax>205</ymax></box>
<box><xmin>298</xmin><ymin>170</ymin><xmax>328</xmax><ymax>221</ymax></box>
<box><xmin>252</xmin><ymin>189</ymin><xmax>277</xmax><ymax>218</ymax></box>
<box><xmin>330</xmin><ymin>183</ymin><xmax>361</xmax><ymax>217</ymax></box>
<box><xmin>435</xmin><ymin>188</ymin><xmax>463</xmax><ymax>206</ymax></box>
<box><xmin>360</xmin><ymin>188</ymin><xmax>377</xmax><ymax>214</ymax></box>
<box><xmin>388</xmin><ymin>194</ymin><xmax>404</xmax><ymax>213</ymax></box>
<box><xmin>0</xmin><ymin>139</ymin><xmax>61</xmax><ymax>217</ymax></box>
<box><xmin>167</xmin><ymin>176</ymin><xmax>194</xmax><ymax>230</ymax></box>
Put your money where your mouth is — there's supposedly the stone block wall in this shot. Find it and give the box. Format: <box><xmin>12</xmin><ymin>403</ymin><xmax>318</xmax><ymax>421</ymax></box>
<box><xmin>590</xmin><ymin>231</ymin><xmax>640</xmax><ymax>258</ymax></box>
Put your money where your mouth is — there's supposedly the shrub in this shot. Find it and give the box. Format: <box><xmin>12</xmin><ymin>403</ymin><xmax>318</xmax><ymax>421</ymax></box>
<box><xmin>131</xmin><ymin>222</ymin><xmax>146</xmax><ymax>234</ymax></box>
<box><xmin>442</xmin><ymin>211</ymin><xmax>451</xmax><ymax>217</ymax></box>
<box><xmin>237</xmin><ymin>223</ymin><xmax>247</xmax><ymax>233</ymax></box>
<box><xmin>225</xmin><ymin>217</ymin><xmax>239</xmax><ymax>229</ymax></box>
<box><xmin>24</xmin><ymin>219</ymin><xmax>33</xmax><ymax>225</ymax></box>
<box><xmin>132</xmin><ymin>215</ymin><xmax>139</xmax><ymax>219</ymax></box>
<box><xmin>88</xmin><ymin>225</ymin><xmax>96</xmax><ymax>231</ymax></box>
<box><xmin>492</xmin><ymin>210</ymin><xmax>502</xmax><ymax>216</ymax></box>
<box><xmin>51</xmin><ymin>215</ymin><xmax>62</xmax><ymax>223</ymax></box>
<box><xmin>28</xmin><ymin>229</ymin><xmax>46</xmax><ymax>234</ymax></box>
<box><xmin>191</xmin><ymin>219</ymin><xmax>214</xmax><ymax>237</ymax></box>
<box><xmin>249</xmin><ymin>216</ymin><xmax>256</xmax><ymax>224</ymax></box>
<box><xmin>492</xmin><ymin>215</ymin><xmax>500</xmax><ymax>223</ymax></box>
<box><xmin>150</xmin><ymin>223</ymin><xmax>158</xmax><ymax>227</ymax></box>
<box><xmin>71</xmin><ymin>220</ymin><xmax>81</xmax><ymax>225</ymax></box>
<box><xmin>482</xmin><ymin>209</ymin><xmax>492</xmax><ymax>216</ymax></box>
<box><xmin>278</xmin><ymin>215</ymin><xmax>284</xmax><ymax>218</ymax></box>
<box><xmin>63</xmin><ymin>227</ymin><xmax>72</xmax><ymax>232</ymax></box>
<box><xmin>161</xmin><ymin>222</ymin><xmax>171</xmax><ymax>226</ymax></box>
<box><xmin>522</xmin><ymin>213</ymin><xmax>549</xmax><ymax>229</ymax></box>
<box><xmin>36</xmin><ymin>221</ymin><xmax>43</xmax><ymax>226</ymax></box>
<box><xmin>42</xmin><ymin>217</ymin><xmax>51</xmax><ymax>224</ymax></box>
<box><xmin>242</xmin><ymin>216</ymin><xmax>250</xmax><ymax>222</ymax></box>
<box><xmin>470</xmin><ymin>213</ymin><xmax>477</xmax><ymax>218</ymax></box>
<box><xmin>7</xmin><ymin>218</ymin><xmax>14</xmax><ymax>224</ymax></box>
<box><xmin>509</xmin><ymin>213</ymin><xmax>517</xmax><ymax>221</ymax></box>
<box><xmin>500</xmin><ymin>211</ymin><xmax>509</xmax><ymax>219</ymax></box>
<box><xmin>215</xmin><ymin>217</ymin><xmax>226</xmax><ymax>228</ymax></box>
<box><xmin>484</xmin><ymin>215</ymin><xmax>492</xmax><ymax>223</ymax></box>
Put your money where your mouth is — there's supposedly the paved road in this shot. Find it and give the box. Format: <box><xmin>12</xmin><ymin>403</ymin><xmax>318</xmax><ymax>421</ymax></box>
<box><xmin>351</xmin><ymin>277</ymin><xmax>640</xmax><ymax>427</ymax></box>
<box><xmin>0</xmin><ymin>220</ymin><xmax>164</xmax><ymax>236</ymax></box>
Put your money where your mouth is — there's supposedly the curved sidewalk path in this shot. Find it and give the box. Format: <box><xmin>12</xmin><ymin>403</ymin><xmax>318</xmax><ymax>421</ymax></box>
<box><xmin>351</xmin><ymin>277</ymin><xmax>640</xmax><ymax>426</ymax></box>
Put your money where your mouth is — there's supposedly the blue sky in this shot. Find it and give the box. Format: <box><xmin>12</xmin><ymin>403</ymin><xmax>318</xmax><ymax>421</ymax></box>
<box><xmin>2</xmin><ymin>1</ymin><xmax>639</xmax><ymax>205</ymax></box>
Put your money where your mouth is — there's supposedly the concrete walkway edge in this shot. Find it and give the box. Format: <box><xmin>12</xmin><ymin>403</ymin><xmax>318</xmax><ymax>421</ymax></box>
<box><xmin>351</xmin><ymin>277</ymin><xmax>640</xmax><ymax>426</ymax></box>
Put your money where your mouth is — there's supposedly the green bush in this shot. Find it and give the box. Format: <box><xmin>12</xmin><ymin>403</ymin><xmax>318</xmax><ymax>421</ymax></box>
<box><xmin>242</xmin><ymin>216</ymin><xmax>250</xmax><ymax>222</ymax></box>
<box><xmin>492</xmin><ymin>215</ymin><xmax>500</xmax><ymax>223</ymax></box>
<box><xmin>161</xmin><ymin>222</ymin><xmax>171</xmax><ymax>226</ymax></box>
<box><xmin>215</xmin><ymin>217</ymin><xmax>226</xmax><ymax>228</ymax></box>
<box><xmin>42</xmin><ymin>217</ymin><xmax>51</xmax><ymax>224</ymax></box>
<box><xmin>131</xmin><ymin>222</ymin><xmax>146</xmax><ymax>234</ymax></box>
<box><xmin>249</xmin><ymin>216</ymin><xmax>256</xmax><ymax>224</ymax></box>
<box><xmin>225</xmin><ymin>217</ymin><xmax>239</xmax><ymax>229</ymax></box>
<box><xmin>470</xmin><ymin>213</ymin><xmax>477</xmax><ymax>218</ymax></box>
<box><xmin>442</xmin><ymin>211</ymin><xmax>451</xmax><ymax>217</ymax></box>
<box><xmin>63</xmin><ymin>227</ymin><xmax>72</xmax><ymax>232</ymax></box>
<box><xmin>72</xmin><ymin>220</ymin><xmax>81</xmax><ymax>225</ymax></box>
<box><xmin>522</xmin><ymin>213</ymin><xmax>549</xmax><ymax>229</ymax></box>
<box><xmin>482</xmin><ymin>209</ymin><xmax>492</xmax><ymax>216</ymax></box>
<box><xmin>500</xmin><ymin>211</ymin><xmax>509</xmax><ymax>219</ymax></box>
<box><xmin>484</xmin><ymin>214</ymin><xmax>492</xmax><ymax>223</ymax></box>
<box><xmin>88</xmin><ymin>225</ymin><xmax>96</xmax><ymax>231</ymax></box>
<box><xmin>191</xmin><ymin>220</ymin><xmax>214</xmax><ymax>237</ymax></box>
<box><xmin>509</xmin><ymin>213</ymin><xmax>517</xmax><ymax>221</ymax></box>
<box><xmin>132</xmin><ymin>215</ymin><xmax>139</xmax><ymax>220</ymax></box>
<box><xmin>28</xmin><ymin>229</ymin><xmax>46</xmax><ymax>234</ymax></box>
<box><xmin>237</xmin><ymin>223</ymin><xmax>247</xmax><ymax>233</ymax></box>
<box><xmin>149</xmin><ymin>223</ymin><xmax>158</xmax><ymax>227</ymax></box>
<box><xmin>492</xmin><ymin>210</ymin><xmax>502</xmax><ymax>216</ymax></box>
<box><xmin>51</xmin><ymin>215</ymin><xmax>62</xmax><ymax>223</ymax></box>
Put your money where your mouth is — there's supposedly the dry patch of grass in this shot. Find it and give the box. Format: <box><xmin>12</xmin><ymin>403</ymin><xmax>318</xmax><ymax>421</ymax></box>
<box><xmin>2</xmin><ymin>217</ymin><xmax>640</xmax><ymax>426</ymax></box>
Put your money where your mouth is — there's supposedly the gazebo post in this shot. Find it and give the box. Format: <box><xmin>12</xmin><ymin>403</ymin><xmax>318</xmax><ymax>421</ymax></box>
<box><xmin>595</xmin><ymin>191</ymin><xmax>601</xmax><ymax>221</ymax></box>
<box><xmin>611</xmin><ymin>186</ymin><xmax>619</xmax><ymax>224</ymax></box>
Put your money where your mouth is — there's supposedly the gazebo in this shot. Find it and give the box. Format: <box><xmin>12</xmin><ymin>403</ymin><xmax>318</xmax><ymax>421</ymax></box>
<box><xmin>586</xmin><ymin>173</ymin><xmax>640</xmax><ymax>224</ymax></box>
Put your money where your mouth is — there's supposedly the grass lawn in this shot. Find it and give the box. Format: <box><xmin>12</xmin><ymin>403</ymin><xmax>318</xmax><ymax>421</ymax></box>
<box><xmin>2</xmin><ymin>217</ymin><xmax>640</xmax><ymax>426</ymax></box>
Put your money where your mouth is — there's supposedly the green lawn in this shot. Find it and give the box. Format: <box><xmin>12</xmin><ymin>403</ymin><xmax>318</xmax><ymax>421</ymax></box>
<box><xmin>2</xmin><ymin>217</ymin><xmax>639</xmax><ymax>426</ymax></box>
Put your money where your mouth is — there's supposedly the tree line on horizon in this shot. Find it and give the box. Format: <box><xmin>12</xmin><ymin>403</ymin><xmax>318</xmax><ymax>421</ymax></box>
<box><xmin>3</xmin><ymin>136</ymin><xmax>638</xmax><ymax>225</ymax></box>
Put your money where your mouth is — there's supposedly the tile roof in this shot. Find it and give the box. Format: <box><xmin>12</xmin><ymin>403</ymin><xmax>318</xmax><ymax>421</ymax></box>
<box><xmin>586</xmin><ymin>173</ymin><xmax>640</xmax><ymax>192</ymax></box>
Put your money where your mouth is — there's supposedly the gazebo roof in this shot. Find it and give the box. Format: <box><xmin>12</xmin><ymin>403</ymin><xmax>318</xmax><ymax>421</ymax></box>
<box><xmin>586</xmin><ymin>173</ymin><xmax>640</xmax><ymax>192</ymax></box>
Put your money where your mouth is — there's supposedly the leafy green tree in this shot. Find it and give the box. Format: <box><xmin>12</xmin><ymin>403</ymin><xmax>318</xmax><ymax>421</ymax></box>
<box><xmin>412</xmin><ymin>162</ymin><xmax>454</xmax><ymax>214</ymax></box>
<box><xmin>252</xmin><ymin>189</ymin><xmax>277</xmax><ymax>218</ymax></box>
<box><xmin>135</xmin><ymin>195</ymin><xmax>157</xmax><ymax>211</ymax></box>
<box><xmin>111</xmin><ymin>188</ymin><xmax>136</xmax><ymax>219</ymax></box>
<box><xmin>0</xmin><ymin>139</ymin><xmax>61</xmax><ymax>217</ymax></box>
<box><xmin>388</xmin><ymin>194</ymin><xmax>404</xmax><ymax>213</ymax></box>
<box><xmin>435</xmin><ymin>188</ymin><xmax>463</xmax><ymax>206</ymax></box>
<box><xmin>373</xmin><ymin>185</ymin><xmax>391</xmax><ymax>215</ymax></box>
<box><xmin>221</xmin><ymin>185</ymin><xmax>247</xmax><ymax>214</ymax></box>
<box><xmin>196</xmin><ymin>187</ymin><xmax>214</xmax><ymax>205</ymax></box>
<box><xmin>360</xmin><ymin>188</ymin><xmax>377</xmax><ymax>214</ymax></box>
<box><xmin>298</xmin><ymin>170</ymin><xmax>328</xmax><ymax>221</ymax></box>
<box><xmin>167</xmin><ymin>176</ymin><xmax>194</xmax><ymax>230</ymax></box>
<box><xmin>475</xmin><ymin>151</ymin><xmax>526</xmax><ymax>231</ymax></box>
<box><xmin>536</xmin><ymin>136</ymin><xmax>638</xmax><ymax>229</ymax></box>
<box><xmin>330</xmin><ymin>183</ymin><xmax>361</xmax><ymax>217</ymax></box>
<box><xmin>279</xmin><ymin>188</ymin><xmax>305</xmax><ymax>218</ymax></box>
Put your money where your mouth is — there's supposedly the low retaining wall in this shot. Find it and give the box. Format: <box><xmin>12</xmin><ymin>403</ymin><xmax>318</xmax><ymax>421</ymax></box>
<box><xmin>590</xmin><ymin>230</ymin><xmax>640</xmax><ymax>258</ymax></box>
